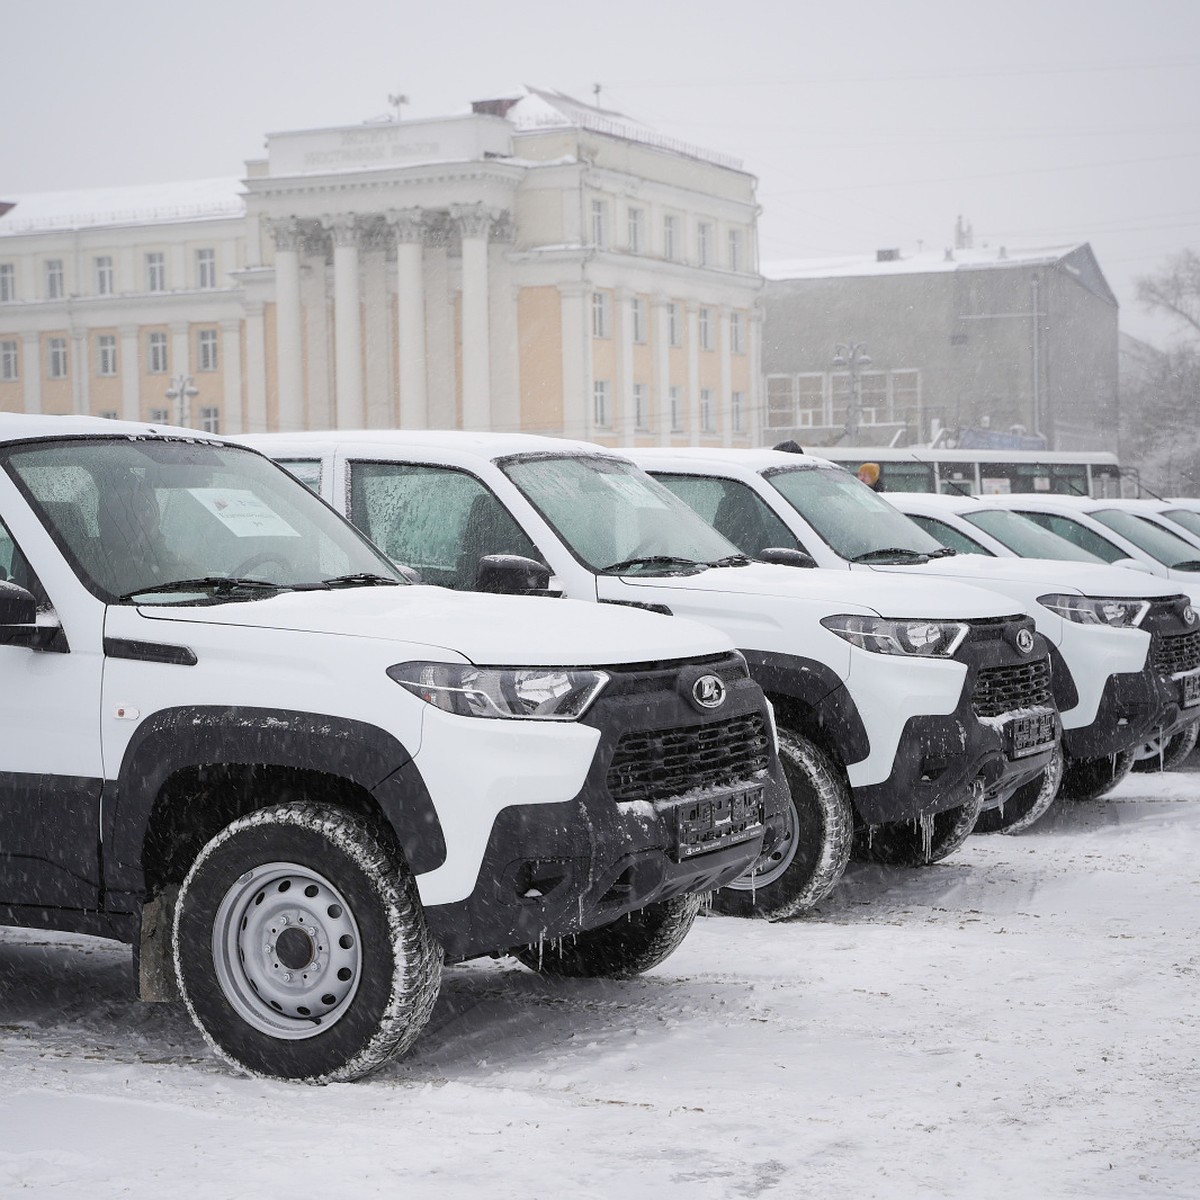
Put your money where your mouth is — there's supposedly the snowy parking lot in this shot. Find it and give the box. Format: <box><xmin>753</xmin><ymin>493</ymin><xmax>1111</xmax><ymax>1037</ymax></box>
<box><xmin>1</xmin><ymin>768</ymin><xmax>1197</xmax><ymax>1200</ymax></box>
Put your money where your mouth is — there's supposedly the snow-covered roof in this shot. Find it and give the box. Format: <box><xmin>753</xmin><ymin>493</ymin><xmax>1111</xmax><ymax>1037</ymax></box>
<box><xmin>624</xmin><ymin>445</ymin><xmax>843</xmax><ymax>474</ymax></box>
<box><xmin>0</xmin><ymin>413</ymin><xmax>213</xmax><ymax>442</ymax></box>
<box><xmin>0</xmin><ymin>178</ymin><xmax>244</xmax><ymax>237</ymax></box>
<box><xmin>488</xmin><ymin>86</ymin><xmax>744</xmax><ymax>172</ymax></box>
<box><xmin>763</xmin><ymin>243</ymin><xmax>1084</xmax><ymax>282</ymax></box>
<box><xmin>237</xmin><ymin>428</ymin><xmax>614</xmax><ymax>462</ymax></box>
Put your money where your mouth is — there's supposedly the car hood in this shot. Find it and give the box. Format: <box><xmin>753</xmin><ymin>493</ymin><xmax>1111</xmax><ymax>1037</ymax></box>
<box><xmin>867</xmin><ymin>556</ymin><xmax>1183</xmax><ymax>600</ymax></box>
<box><xmin>138</xmin><ymin>584</ymin><xmax>732</xmax><ymax>666</ymax></box>
<box><xmin>618</xmin><ymin>561</ymin><xmax>1017</xmax><ymax>620</ymax></box>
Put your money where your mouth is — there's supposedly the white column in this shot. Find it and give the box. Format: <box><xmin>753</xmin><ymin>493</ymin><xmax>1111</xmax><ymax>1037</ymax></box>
<box><xmin>71</xmin><ymin>330</ymin><xmax>89</xmax><ymax>415</ymax></box>
<box><xmin>362</xmin><ymin>234</ymin><xmax>391</xmax><ymax>429</ymax></box>
<box><xmin>301</xmin><ymin>258</ymin><xmax>332</xmax><ymax>430</ymax></box>
<box><xmin>22</xmin><ymin>332</ymin><xmax>41</xmax><ymax>415</ymax></box>
<box><xmin>119</xmin><ymin>325</ymin><xmax>139</xmax><ymax>421</ymax></box>
<box><xmin>653</xmin><ymin>296</ymin><xmax>672</xmax><ymax>443</ymax></box>
<box><xmin>268</xmin><ymin>218</ymin><xmax>305</xmax><ymax>431</ymax></box>
<box><xmin>220</xmin><ymin>318</ymin><xmax>243</xmax><ymax>434</ymax></box>
<box><xmin>388</xmin><ymin>208</ymin><xmax>428</xmax><ymax>429</ymax></box>
<box><xmin>616</xmin><ymin>288</ymin><xmax>635</xmax><ymax>442</ymax></box>
<box><xmin>324</xmin><ymin>214</ymin><xmax>364</xmax><ymax>429</ymax></box>
<box><xmin>244</xmin><ymin>301</ymin><xmax>268</xmax><ymax>434</ymax></box>
<box><xmin>686</xmin><ymin>302</ymin><xmax>701</xmax><ymax>446</ymax></box>
<box><xmin>452</xmin><ymin>203</ymin><xmax>494</xmax><ymax>431</ymax></box>
<box><xmin>424</xmin><ymin>224</ymin><xmax>454</xmax><ymax>428</ymax></box>
<box><xmin>559</xmin><ymin>282</ymin><xmax>589</xmax><ymax>439</ymax></box>
<box><xmin>488</xmin><ymin>230</ymin><xmax>520</xmax><ymax>435</ymax></box>
<box><xmin>749</xmin><ymin>307</ymin><xmax>764</xmax><ymax>446</ymax></box>
<box><xmin>719</xmin><ymin>306</ymin><xmax>733</xmax><ymax>446</ymax></box>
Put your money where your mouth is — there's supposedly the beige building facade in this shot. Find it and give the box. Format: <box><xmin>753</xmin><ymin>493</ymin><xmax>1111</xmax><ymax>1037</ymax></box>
<box><xmin>0</xmin><ymin>89</ymin><xmax>763</xmax><ymax>447</ymax></box>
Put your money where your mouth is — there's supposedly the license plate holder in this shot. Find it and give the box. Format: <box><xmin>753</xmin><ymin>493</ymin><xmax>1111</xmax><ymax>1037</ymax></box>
<box><xmin>675</xmin><ymin>787</ymin><xmax>764</xmax><ymax>860</ymax></box>
<box><xmin>1005</xmin><ymin>710</ymin><xmax>1057</xmax><ymax>759</ymax></box>
<box><xmin>1181</xmin><ymin>671</ymin><xmax>1200</xmax><ymax>708</ymax></box>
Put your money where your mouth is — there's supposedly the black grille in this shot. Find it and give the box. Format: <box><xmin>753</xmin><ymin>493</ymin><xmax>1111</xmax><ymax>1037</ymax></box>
<box><xmin>607</xmin><ymin>714</ymin><xmax>771</xmax><ymax>803</ymax></box>
<box><xmin>1153</xmin><ymin>631</ymin><xmax>1200</xmax><ymax>676</ymax></box>
<box><xmin>972</xmin><ymin>658</ymin><xmax>1053</xmax><ymax>718</ymax></box>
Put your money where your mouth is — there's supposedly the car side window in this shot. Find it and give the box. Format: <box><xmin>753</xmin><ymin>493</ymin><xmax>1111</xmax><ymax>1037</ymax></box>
<box><xmin>653</xmin><ymin>473</ymin><xmax>803</xmax><ymax>557</ymax></box>
<box><xmin>1018</xmin><ymin>512</ymin><xmax>1125</xmax><ymax>563</ymax></box>
<box><xmin>908</xmin><ymin>515</ymin><xmax>993</xmax><ymax>556</ymax></box>
<box><xmin>0</xmin><ymin>516</ymin><xmax>52</xmax><ymax>611</ymax></box>
<box><xmin>348</xmin><ymin>461</ymin><xmax>541</xmax><ymax>590</ymax></box>
<box><xmin>276</xmin><ymin>459</ymin><xmax>322</xmax><ymax>493</ymax></box>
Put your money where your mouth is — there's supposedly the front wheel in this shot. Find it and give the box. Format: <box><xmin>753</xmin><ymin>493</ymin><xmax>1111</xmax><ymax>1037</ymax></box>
<box><xmin>974</xmin><ymin>748</ymin><xmax>1065</xmax><ymax>835</ymax></box>
<box><xmin>174</xmin><ymin>804</ymin><xmax>441</xmax><ymax>1084</ymax></box>
<box><xmin>1131</xmin><ymin>720</ymin><xmax>1200</xmax><ymax>774</ymax></box>
<box><xmin>512</xmin><ymin>893</ymin><xmax>701</xmax><ymax>978</ymax></box>
<box><xmin>711</xmin><ymin>730</ymin><xmax>853</xmax><ymax>920</ymax></box>
<box><xmin>853</xmin><ymin>791</ymin><xmax>983</xmax><ymax>867</ymax></box>
<box><xmin>1058</xmin><ymin>751</ymin><xmax>1134</xmax><ymax>802</ymax></box>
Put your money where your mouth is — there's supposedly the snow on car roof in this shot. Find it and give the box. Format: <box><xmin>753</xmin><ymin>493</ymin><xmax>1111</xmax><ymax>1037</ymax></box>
<box><xmin>238</xmin><ymin>428</ymin><xmax>615</xmax><ymax>462</ymax></box>
<box><xmin>0</xmin><ymin>413</ymin><xmax>216</xmax><ymax>443</ymax></box>
<box><xmin>625</xmin><ymin>445</ymin><xmax>845</xmax><ymax>473</ymax></box>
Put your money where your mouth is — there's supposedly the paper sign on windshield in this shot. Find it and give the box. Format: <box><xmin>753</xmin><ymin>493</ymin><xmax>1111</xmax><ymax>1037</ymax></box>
<box><xmin>188</xmin><ymin>488</ymin><xmax>301</xmax><ymax>538</ymax></box>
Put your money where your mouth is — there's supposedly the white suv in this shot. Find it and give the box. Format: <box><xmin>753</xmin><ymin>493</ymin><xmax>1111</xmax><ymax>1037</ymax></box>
<box><xmin>629</xmin><ymin>446</ymin><xmax>1200</xmax><ymax>814</ymax></box>
<box><xmin>0</xmin><ymin>416</ymin><xmax>786</xmax><ymax>1082</ymax></box>
<box><xmin>244</xmin><ymin>431</ymin><xmax>1061</xmax><ymax>919</ymax></box>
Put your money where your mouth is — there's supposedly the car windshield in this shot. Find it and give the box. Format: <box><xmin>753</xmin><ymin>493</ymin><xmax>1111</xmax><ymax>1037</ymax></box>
<box><xmin>764</xmin><ymin>465</ymin><xmax>946</xmax><ymax>561</ymax></box>
<box><xmin>1090</xmin><ymin>508</ymin><xmax>1200</xmax><ymax>571</ymax></box>
<box><xmin>501</xmin><ymin>453</ymin><xmax>738</xmax><ymax>573</ymax></box>
<box><xmin>2</xmin><ymin>437</ymin><xmax>402</xmax><ymax>604</ymax></box>
<box><xmin>963</xmin><ymin>509</ymin><xmax>1105</xmax><ymax>562</ymax></box>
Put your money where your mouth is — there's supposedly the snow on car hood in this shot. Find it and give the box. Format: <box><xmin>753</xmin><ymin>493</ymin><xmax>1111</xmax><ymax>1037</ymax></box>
<box><xmin>618</xmin><ymin>561</ymin><xmax>1018</xmax><ymax>620</ymax></box>
<box><xmin>139</xmin><ymin>584</ymin><xmax>732</xmax><ymax>666</ymax></box>
<box><xmin>867</xmin><ymin>555</ymin><xmax>1183</xmax><ymax>600</ymax></box>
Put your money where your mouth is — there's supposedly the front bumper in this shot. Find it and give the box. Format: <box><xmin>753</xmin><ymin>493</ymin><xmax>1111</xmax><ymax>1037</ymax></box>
<box><xmin>421</xmin><ymin>653</ymin><xmax>790</xmax><ymax>961</ymax></box>
<box><xmin>852</xmin><ymin>616</ymin><xmax>1060</xmax><ymax>825</ymax></box>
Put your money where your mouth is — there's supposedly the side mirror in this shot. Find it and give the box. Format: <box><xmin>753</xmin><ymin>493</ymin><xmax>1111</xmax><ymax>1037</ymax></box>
<box><xmin>475</xmin><ymin>554</ymin><xmax>553</xmax><ymax>595</ymax></box>
<box><xmin>390</xmin><ymin>561</ymin><xmax>425</xmax><ymax>585</ymax></box>
<box><xmin>758</xmin><ymin>547</ymin><xmax>818</xmax><ymax>569</ymax></box>
<box><xmin>0</xmin><ymin>579</ymin><xmax>54</xmax><ymax>648</ymax></box>
<box><xmin>0</xmin><ymin>579</ymin><xmax>36</xmax><ymax>626</ymax></box>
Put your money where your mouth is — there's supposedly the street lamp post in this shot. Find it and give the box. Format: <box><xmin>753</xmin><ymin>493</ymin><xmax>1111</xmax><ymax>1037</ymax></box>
<box><xmin>165</xmin><ymin>374</ymin><xmax>199</xmax><ymax>427</ymax></box>
<box><xmin>833</xmin><ymin>342</ymin><xmax>871</xmax><ymax>440</ymax></box>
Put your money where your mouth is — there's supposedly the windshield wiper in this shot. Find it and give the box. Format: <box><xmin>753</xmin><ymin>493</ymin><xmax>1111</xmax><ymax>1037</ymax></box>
<box><xmin>118</xmin><ymin>576</ymin><xmax>286</xmax><ymax>602</ymax></box>
<box><xmin>1173</xmin><ymin>560</ymin><xmax>1200</xmax><ymax>571</ymax></box>
<box><xmin>599</xmin><ymin>555</ymin><xmax>705</xmax><ymax>575</ymax></box>
<box><xmin>849</xmin><ymin>547</ymin><xmax>931</xmax><ymax>564</ymax></box>
<box><xmin>707</xmin><ymin>554</ymin><xmax>754</xmax><ymax>568</ymax></box>
<box><xmin>927</xmin><ymin>547</ymin><xmax>958</xmax><ymax>558</ymax></box>
<box><xmin>321</xmin><ymin>572</ymin><xmax>403</xmax><ymax>588</ymax></box>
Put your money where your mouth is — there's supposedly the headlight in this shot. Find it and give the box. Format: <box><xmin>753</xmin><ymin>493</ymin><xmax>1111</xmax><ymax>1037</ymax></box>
<box><xmin>820</xmin><ymin>614</ymin><xmax>969</xmax><ymax>657</ymax></box>
<box><xmin>387</xmin><ymin>662</ymin><xmax>609</xmax><ymax>720</ymax></box>
<box><xmin>1037</xmin><ymin>594</ymin><xmax>1150</xmax><ymax>628</ymax></box>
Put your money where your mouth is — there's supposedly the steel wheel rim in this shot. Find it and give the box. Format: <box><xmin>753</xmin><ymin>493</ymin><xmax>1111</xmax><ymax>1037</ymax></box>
<box><xmin>212</xmin><ymin>861</ymin><xmax>363</xmax><ymax>1040</ymax></box>
<box><xmin>726</xmin><ymin>794</ymin><xmax>799</xmax><ymax>890</ymax></box>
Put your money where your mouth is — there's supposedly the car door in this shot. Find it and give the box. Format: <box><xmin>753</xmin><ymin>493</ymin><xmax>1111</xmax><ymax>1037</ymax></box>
<box><xmin>0</xmin><ymin>505</ymin><xmax>104</xmax><ymax>909</ymax></box>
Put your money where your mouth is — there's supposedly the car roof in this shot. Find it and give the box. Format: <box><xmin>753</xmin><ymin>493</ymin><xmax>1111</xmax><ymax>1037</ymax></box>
<box><xmin>886</xmin><ymin>492</ymin><xmax>989</xmax><ymax>515</ymax></box>
<box><xmin>624</xmin><ymin>445</ymin><xmax>844</xmax><ymax>473</ymax></box>
<box><xmin>0</xmin><ymin>412</ymin><xmax>205</xmax><ymax>445</ymax></box>
<box><xmin>239</xmin><ymin>428</ymin><xmax>613</xmax><ymax>462</ymax></box>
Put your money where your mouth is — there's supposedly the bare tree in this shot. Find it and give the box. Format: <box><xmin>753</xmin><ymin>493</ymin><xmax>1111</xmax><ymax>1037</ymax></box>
<box><xmin>1137</xmin><ymin>249</ymin><xmax>1200</xmax><ymax>340</ymax></box>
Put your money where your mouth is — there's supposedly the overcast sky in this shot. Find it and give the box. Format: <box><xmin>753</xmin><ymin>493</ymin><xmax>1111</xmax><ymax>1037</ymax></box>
<box><xmin>4</xmin><ymin>0</ymin><xmax>1198</xmax><ymax>346</ymax></box>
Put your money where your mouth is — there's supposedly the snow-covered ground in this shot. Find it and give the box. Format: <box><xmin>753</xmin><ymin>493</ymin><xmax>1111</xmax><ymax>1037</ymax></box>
<box><xmin>1</xmin><ymin>770</ymin><xmax>1197</xmax><ymax>1199</ymax></box>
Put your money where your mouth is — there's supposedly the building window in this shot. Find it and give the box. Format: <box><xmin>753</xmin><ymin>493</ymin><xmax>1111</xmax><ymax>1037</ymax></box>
<box><xmin>627</xmin><ymin>207</ymin><xmax>643</xmax><ymax>254</ymax></box>
<box><xmin>797</xmin><ymin>374</ymin><xmax>825</xmax><ymax>426</ymax></box>
<box><xmin>697</xmin><ymin>222</ymin><xmax>711</xmax><ymax>266</ymax></box>
<box><xmin>668</xmin><ymin>302</ymin><xmax>681</xmax><ymax>347</ymax></box>
<box><xmin>728</xmin><ymin>229</ymin><xmax>743</xmax><ymax>272</ymax></box>
<box><xmin>590</xmin><ymin>199</ymin><xmax>608</xmax><ymax>248</ymax></box>
<box><xmin>630</xmin><ymin>297</ymin><xmax>646</xmax><ymax>344</ymax></box>
<box><xmin>198</xmin><ymin>328</ymin><xmax>219</xmax><ymax>372</ymax></box>
<box><xmin>730</xmin><ymin>312</ymin><xmax>744</xmax><ymax>355</ymax></box>
<box><xmin>199</xmin><ymin>406</ymin><xmax>220</xmax><ymax>434</ymax></box>
<box><xmin>0</xmin><ymin>263</ymin><xmax>15</xmax><ymax>302</ymax></box>
<box><xmin>698</xmin><ymin>307</ymin><xmax>713</xmax><ymax>351</ymax></box>
<box><xmin>96</xmin><ymin>334</ymin><xmax>117</xmax><ymax>377</ymax></box>
<box><xmin>700</xmin><ymin>388</ymin><xmax>714</xmax><ymax>433</ymax></box>
<box><xmin>196</xmin><ymin>248</ymin><xmax>217</xmax><ymax>289</ymax></box>
<box><xmin>591</xmin><ymin>291</ymin><xmax>610</xmax><ymax>339</ymax></box>
<box><xmin>95</xmin><ymin>256</ymin><xmax>114</xmax><ymax>296</ymax></box>
<box><xmin>147</xmin><ymin>331</ymin><xmax>168</xmax><ymax>373</ymax></box>
<box><xmin>47</xmin><ymin>337</ymin><xmax>68</xmax><ymax>379</ymax></box>
<box><xmin>0</xmin><ymin>340</ymin><xmax>17</xmax><ymax>381</ymax></box>
<box><xmin>663</xmin><ymin>215</ymin><xmax>677</xmax><ymax>261</ymax></box>
<box><xmin>766</xmin><ymin>375</ymin><xmax>795</xmax><ymax>429</ymax></box>
<box><xmin>149</xmin><ymin>407</ymin><xmax>170</xmax><ymax>424</ymax></box>
<box><xmin>146</xmin><ymin>252</ymin><xmax>166</xmax><ymax>293</ymax></box>
<box><xmin>892</xmin><ymin>369</ymin><xmax>921</xmax><ymax>418</ymax></box>
<box><xmin>45</xmin><ymin>260</ymin><xmax>64</xmax><ymax>300</ymax></box>
<box><xmin>731</xmin><ymin>390</ymin><xmax>745</xmax><ymax>433</ymax></box>
<box><xmin>593</xmin><ymin>379</ymin><xmax>610</xmax><ymax>428</ymax></box>
<box><xmin>669</xmin><ymin>385</ymin><xmax>682</xmax><ymax>433</ymax></box>
<box><xmin>633</xmin><ymin>383</ymin><xmax>648</xmax><ymax>431</ymax></box>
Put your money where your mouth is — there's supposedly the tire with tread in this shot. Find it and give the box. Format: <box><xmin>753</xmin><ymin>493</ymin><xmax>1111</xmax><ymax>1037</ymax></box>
<box><xmin>512</xmin><ymin>893</ymin><xmax>700</xmax><ymax>978</ymax></box>
<box><xmin>1131</xmin><ymin>720</ymin><xmax>1200</xmax><ymax>774</ymax></box>
<box><xmin>975</xmin><ymin>747</ymin><xmax>1065</xmax><ymax>835</ymax></box>
<box><xmin>173</xmin><ymin>803</ymin><xmax>441</xmax><ymax>1084</ymax></box>
<box><xmin>853</xmin><ymin>792</ymin><xmax>983</xmax><ymax>867</ymax></box>
<box><xmin>1058</xmin><ymin>750</ymin><xmax>1134</xmax><ymax>802</ymax></box>
<box><xmin>710</xmin><ymin>729</ymin><xmax>853</xmax><ymax>920</ymax></box>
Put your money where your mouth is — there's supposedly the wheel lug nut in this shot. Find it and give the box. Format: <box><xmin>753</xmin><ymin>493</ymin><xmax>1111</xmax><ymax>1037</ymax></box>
<box><xmin>264</xmin><ymin>944</ymin><xmax>273</xmax><ymax>954</ymax></box>
<box><xmin>282</xmin><ymin>972</ymin><xmax>292</xmax><ymax>982</ymax></box>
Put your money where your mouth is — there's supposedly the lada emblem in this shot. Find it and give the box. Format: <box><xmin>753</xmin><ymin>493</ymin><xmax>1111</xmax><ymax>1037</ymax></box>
<box><xmin>1016</xmin><ymin>629</ymin><xmax>1035</xmax><ymax>654</ymax></box>
<box><xmin>692</xmin><ymin>674</ymin><xmax>727</xmax><ymax>709</ymax></box>
<box><xmin>1185</xmin><ymin>605</ymin><xmax>1196</xmax><ymax>626</ymax></box>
